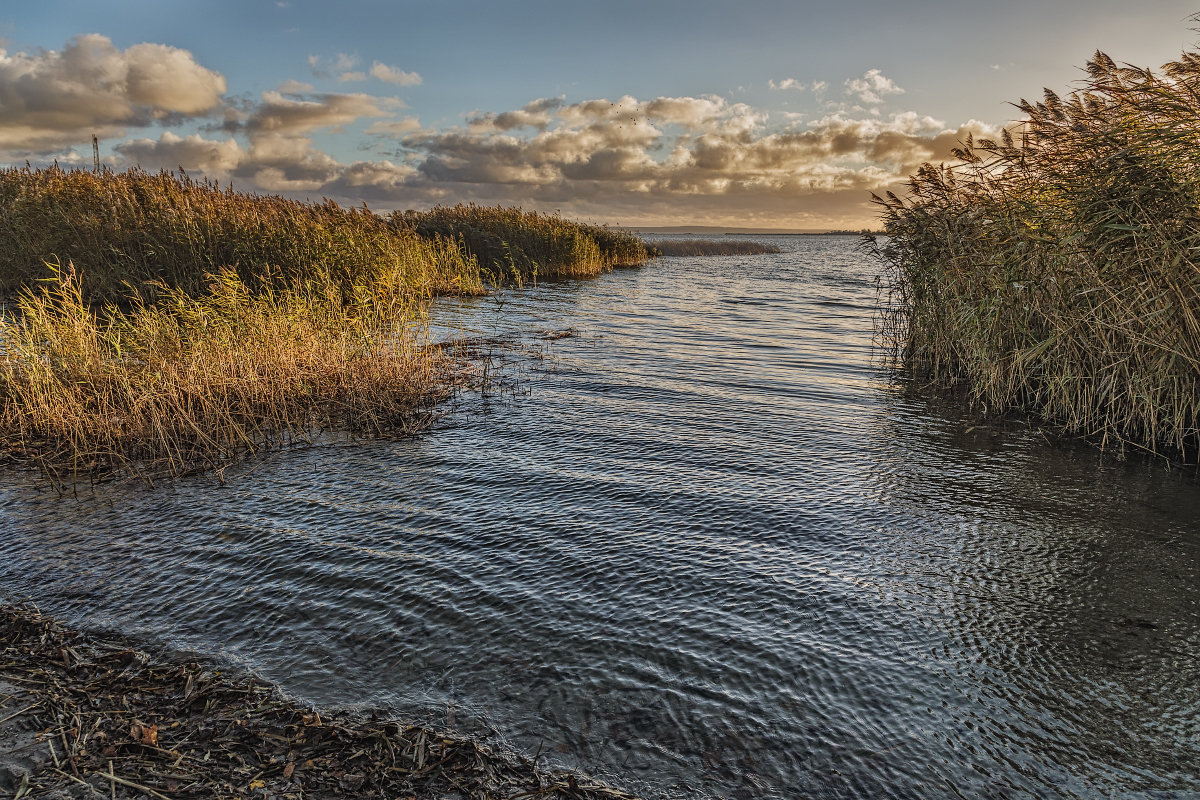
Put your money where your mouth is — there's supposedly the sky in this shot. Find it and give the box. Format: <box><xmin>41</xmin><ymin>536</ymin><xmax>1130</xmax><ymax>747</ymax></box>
<box><xmin>1</xmin><ymin>1</ymin><xmax>1197</xmax><ymax>230</ymax></box>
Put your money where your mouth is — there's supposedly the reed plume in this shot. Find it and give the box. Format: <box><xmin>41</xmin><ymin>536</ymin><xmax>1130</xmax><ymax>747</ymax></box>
<box><xmin>873</xmin><ymin>43</ymin><xmax>1200</xmax><ymax>460</ymax></box>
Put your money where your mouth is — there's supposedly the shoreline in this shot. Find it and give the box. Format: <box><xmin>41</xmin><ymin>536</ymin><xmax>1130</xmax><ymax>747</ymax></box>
<box><xmin>0</xmin><ymin>603</ymin><xmax>641</xmax><ymax>799</ymax></box>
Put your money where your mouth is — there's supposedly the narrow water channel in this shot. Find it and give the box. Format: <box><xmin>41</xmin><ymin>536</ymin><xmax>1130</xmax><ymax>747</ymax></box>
<box><xmin>2</xmin><ymin>236</ymin><xmax>1197</xmax><ymax>799</ymax></box>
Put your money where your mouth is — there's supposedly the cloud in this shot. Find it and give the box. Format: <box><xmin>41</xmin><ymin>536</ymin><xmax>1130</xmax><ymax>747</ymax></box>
<box><xmin>365</xmin><ymin>117</ymin><xmax>423</xmax><ymax>136</ymax></box>
<box><xmin>308</xmin><ymin>52</ymin><xmax>359</xmax><ymax>79</ymax></box>
<box><xmin>117</xmin><ymin>131</ymin><xmax>245</xmax><ymax>175</ymax></box>
<box><xmin>844</xmin><ymin>69</ymin><xmax>905</xmax><ymax>104</ymax></box>
<box><xmin>395</xmin><ymin>96</ymin><xmax>979</xmax><ymax>200</ymax></box>
<box><xmin>0</xmin><ymin>34</ymin><xmax>225</xmax><ymax>154</ymax></box>
<box><xmin>277</xmin><ymin>79</ymin><xmax>315</xmax><ymax>94</ymax></box>
<box><xmin>469</xmin><ymin>97</ymin><xmax>564</xmax><ymax>131</ymax></box>
<box><xmin>768</xmin><ymin>78</ymin><xmax>805</xmax><ymax>91</ymax></box>
<box><xmin>111</xmin><ymin>87</ymin><xmax>1001</xmax><ymax>228</ymax></box>
<box><xmin>338</xmin><ymin>71</ymin><xmax>367</xmax><ymax>82</ymax></box>
<box><xmin>245</xmin><ymin>91</ymin><xmax>393</xmax><ymax>134</ymax></box>
<box><xmin>369</xmin><ymin>61</ymin><xmax>421</xmax><ymax>86</ymax></box>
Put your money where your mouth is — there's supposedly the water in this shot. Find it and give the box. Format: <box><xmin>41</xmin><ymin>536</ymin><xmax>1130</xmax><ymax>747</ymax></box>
<box><xmin>2</xmin><ymin>236</ymin><xmax>1198</xmax><ymax>799</ymax></box>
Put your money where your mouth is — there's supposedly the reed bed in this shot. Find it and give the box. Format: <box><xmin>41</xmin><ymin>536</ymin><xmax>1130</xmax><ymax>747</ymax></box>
<box><xmin>872</xmin><ymin>44</ymin><xmax>1200</xmax><ymax>460</ymax></box>
<box><xmin>0</xmin><ymin>168</ymin><xmax>658</xmax><ymax>483</ymax></box>
<box><xmin>648</xmin><ymin>239</ymin><xmax>782</xmax><ymax>257</ymax></box>
<box><xmin>0</xmin><ymin>262</ymin><xmax>465</xmax><ymax>485</ymax></box>
<box><xmin>0</xmin><ymin>165</ymin><xmax>484</xmax><ymax>304</ymax></box>
<box><xmin>392</xmin><ymin>204</ymin><xmax>647</xmax><ymax>282</ymax></box>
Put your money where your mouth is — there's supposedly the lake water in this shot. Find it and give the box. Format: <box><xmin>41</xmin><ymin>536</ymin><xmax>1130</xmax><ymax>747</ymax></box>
<box><xmin>1</xmin><ymin>235</ymin><xmax>1198</xmax><ymax>799</ymax></box>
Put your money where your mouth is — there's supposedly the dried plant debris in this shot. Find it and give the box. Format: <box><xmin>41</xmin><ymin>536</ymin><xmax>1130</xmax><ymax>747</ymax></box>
<box><xmin>0</xmin><ymin>604</ymin><xmax>642</xmax><ymax>800</ymax></box>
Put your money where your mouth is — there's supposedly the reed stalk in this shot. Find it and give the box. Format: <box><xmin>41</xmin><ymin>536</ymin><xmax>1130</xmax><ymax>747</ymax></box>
<box><xmin>0</xmin><ymin>167</ymin><xmax>653</xmax><ymax>484</ymax></box>
<box><xmin>648</xmin><ymin>239</ymin><xmax>782</xmax><ymax>257</ymax></box>
<box><xmin>0</xmin><ymin>261</ymin><xmax>465</xmax><ymax>485</ymax></box>
<box><xmin>872</xmin><ymin>43</ymin><xmax>1200</xmax><ymax>460</ymax></box>
<box><xmin>391</xmin><ymin>204</ymin><xmax>647</xmax><ymax>281</ymax></box>
<box><xmin>0</xmin><ymin>165</ymin><xmax>484</xmax><ymax>303</ymax></box>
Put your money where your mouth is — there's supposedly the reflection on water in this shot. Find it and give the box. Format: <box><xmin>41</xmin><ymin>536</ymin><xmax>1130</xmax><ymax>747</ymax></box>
<box><xmin>1</xmin><ymin>236</ymin><xmax>1197</xmax><ymax>799</ymax></box>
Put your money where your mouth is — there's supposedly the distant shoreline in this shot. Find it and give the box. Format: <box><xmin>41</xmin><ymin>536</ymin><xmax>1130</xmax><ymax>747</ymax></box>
<box><xmin>632</xmin><ymin>227</ymin><xmax>881</xmax><ymax>236</ymax></box>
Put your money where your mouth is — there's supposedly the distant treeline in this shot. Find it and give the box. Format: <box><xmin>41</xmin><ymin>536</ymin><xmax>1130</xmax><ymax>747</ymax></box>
<box><xmin>873</xmin><ymin>42</ymin><xmax>1200</xmax><ymax>461</ymax></box>
<box><xmin>649</xmin><ymin>239</ymin><xmax>782</xmax><ymax>257</ymax></box>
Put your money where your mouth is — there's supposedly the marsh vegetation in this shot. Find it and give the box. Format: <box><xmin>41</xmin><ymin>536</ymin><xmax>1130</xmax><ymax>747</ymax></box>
<box><xmin>393</xmin><ymin>203</ymin><xmax>647</xmax><ymax>281</ymax></box>
<box><xmin>0</xmin><ymin>167</ymin><xmax>649</xmax><ymax>484</ymax></box>
<box><xmin>873</xmin><ymin>45</ymin><xmax>1200</xmax><ymax>461</ymax></box>
<box><xmin>647</xmin><ymin>239</ymin><xmax>782</xmax><ymax>257</ymax></box>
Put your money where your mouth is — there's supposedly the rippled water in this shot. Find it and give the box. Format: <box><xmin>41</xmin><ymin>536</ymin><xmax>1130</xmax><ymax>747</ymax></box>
<box><xmin>2</xmin><ymin>236</ymin><xmax>1198</xmax><ymax>799</ymax></box>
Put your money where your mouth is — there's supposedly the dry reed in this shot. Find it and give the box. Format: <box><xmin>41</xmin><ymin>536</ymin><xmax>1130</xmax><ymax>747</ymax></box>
<box><xmin>0</xmin><ymin>168</ymin><xmax>658</xmax><ymax>484</ymax></box>
<box><xmin>0</xmin><ymin>261</ymin><xmax>465</xmax><ymax>485</ymax></box>
<box><xmin>0</xmin><ymin>165</ymin><xmax>484</xmax><ymax>303</ymax></box>
<box><xmin>872</xmin><ymin>40</ymin><xmax>1200</xmax><ymax>460</ymax></box>
<box><xmin>392</xmin><ymin>204</ymin><xmax>647</xmax><ymax>281</ymax></box>
<box><xmin>648</xmin><ymin>239</ymin><xmax>782</xmax><ymax>257</ymax></box>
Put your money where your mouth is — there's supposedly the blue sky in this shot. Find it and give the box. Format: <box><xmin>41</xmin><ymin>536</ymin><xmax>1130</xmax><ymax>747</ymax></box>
<box><xmin>1</xmin><ymin>1</ymin><xmax>1196</xmax><ymax>228</ymax></box>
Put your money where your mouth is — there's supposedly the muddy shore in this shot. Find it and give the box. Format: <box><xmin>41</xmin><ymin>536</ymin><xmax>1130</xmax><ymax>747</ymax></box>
<box><xmin>0</xmin><ymin>604</ymin><xmax>641</xmax><ymax>799</ymax></box>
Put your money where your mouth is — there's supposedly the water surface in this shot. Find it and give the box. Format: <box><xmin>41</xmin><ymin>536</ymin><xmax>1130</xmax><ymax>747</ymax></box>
<box><xmin>2</xmin><ymin>236</ymin><xmax>1197</xmax><ymax>799</ymax></box>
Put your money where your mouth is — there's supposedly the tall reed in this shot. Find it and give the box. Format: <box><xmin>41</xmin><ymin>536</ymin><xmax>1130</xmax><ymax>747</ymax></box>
<box><xmin>0</xmin><ymin>166</ymin><xmax>484</xmax><ymax>303</ymax></box>
<box><xmin>873</xmin><ymin>45</ymin><xmax>1200</xmax><ymax>459</ymax></box>
<box><xmin>0</xmin><ymin>261</ymin><xmax>464</xmax><ymax>484</ymax></box>
<box><xmin>392</xmin><ymin>204</ymin><xmax>647</xmax><ymax>281</ymax></box>
<box><xmin>648</xmin><ymin>239</ymin><xmax>782</xmax><ymax>257</ymax></box>
<box><xmin>0</xmin><ymin>167</ymin><xmax>653</xmax><ymax>483</ymax></box>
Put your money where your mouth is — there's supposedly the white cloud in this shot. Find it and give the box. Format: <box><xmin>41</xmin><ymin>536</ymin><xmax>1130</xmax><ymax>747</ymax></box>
<box><xmin>104</xmin><ymin>86</ymin><xmax>1001</xmax><ymax>228</ymax></box>
<box><xmin>246</xmin><ymin>91</ymin><xmax>393</xmax><ymax>134</ymax></box>
<box><xmin>844</xmin><ymin>69</ymin><xmax>905</xmax><ymax>104</ymax></box>
<box><xmin>370</xmin><ymin>61</ymin><xmax>422</xmax><ymax>86</ymax></box>
<box><xmin>0</xmin><ymin>34</ymin><xmax>225</xmax><ymax>154</ymax></box>
<box><xmin>117</xmin><ymin>131</ymin><xmax>245</xmax><ymax>176</ymax></box>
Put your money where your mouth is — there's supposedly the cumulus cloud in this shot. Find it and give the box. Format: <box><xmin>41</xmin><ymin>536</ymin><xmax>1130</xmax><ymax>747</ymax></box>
<box><xmin>844</xmin><ymin>69</ymin><xmax>905</xmax><ymax>104</ymax></box>
<box><xmin>111</xmin><ymin>82</ymin><xmax>1000</xmax><ymax>228</ymax></box>
<box><xmin>469</xmin><ymin>97</ymin><xmax>564</xmax><ymax>132</ymax></box>
<box><xmin>0</xmin><ymin>34</ymin><xmax>225</xmax><ymax>153</ymax></box>
<box><xmin>117</xmin><ymin>131</ymin><xmax>245</xmax><ymax>175</ymax></box>
<box><xmin>391</xmin><ymin>95</ymin><xmax>986</xmax><ymax>206</ymax></box>
<box><xmin>245</xmin><ymin>90</ymin><xmax>393</xmax><ymax>134</ymax></box>
<box><xmin>115</xmin><ymin>80</ymin><xmax>419</xmax><ymax>196</ymax></box>
<box><xmin>369</xmin><ymin>62</ymin><xmax>421</xmax><ymax>86</ymax></box>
